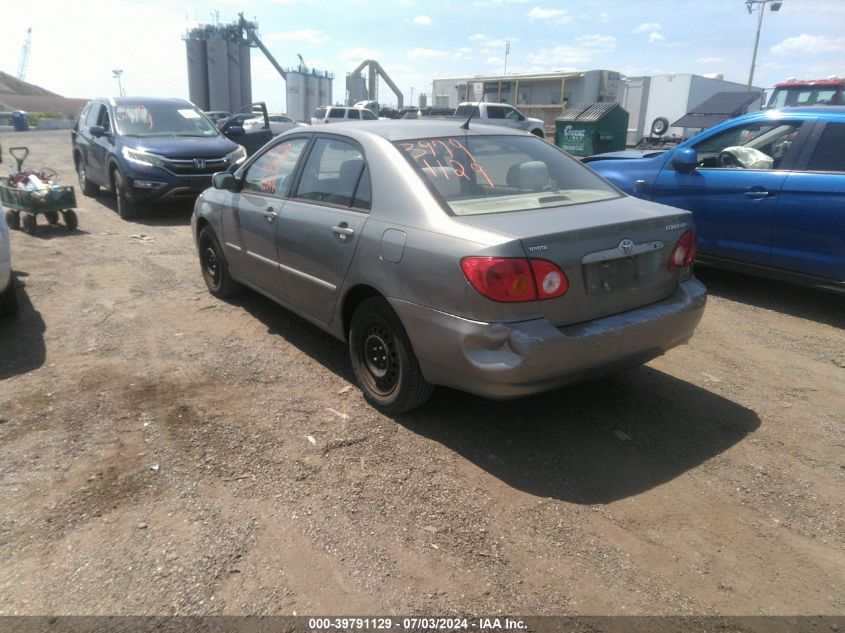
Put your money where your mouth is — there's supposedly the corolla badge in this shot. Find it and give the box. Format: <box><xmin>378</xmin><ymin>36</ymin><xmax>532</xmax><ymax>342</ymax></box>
<box><xmin>619</xmin><ymin>238</ymin><xmax>635</xmax><ymax>255</ymax></box>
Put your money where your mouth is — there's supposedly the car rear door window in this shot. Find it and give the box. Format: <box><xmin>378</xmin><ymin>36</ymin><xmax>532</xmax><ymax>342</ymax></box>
<box><xmin>328</xmin><ymin>108</ymin><xmax>345</xmax><ymax>119</ymax></box>
<box><xmin>486</xmin><ymin>106</ymin><xmax>506</xmax><ymax>119</ymax></box>
<box><xmin>294</xmin><ymin>138</ymin><xmax>367</xmax><ymax>208</ymax></box>
<box><xmin>348</xmin><ymin>109</ymin><xmax>360</xmax><ymax>120</ymax></box>
<box><xmin>806</xmin><ymin>123</ymin><xmax>845</xmax><ymax>172</ymax></box>
<box><xmin>242</xmin><ymin>138</ymin><xmax>308</xmax><ymax>197</ymax></box>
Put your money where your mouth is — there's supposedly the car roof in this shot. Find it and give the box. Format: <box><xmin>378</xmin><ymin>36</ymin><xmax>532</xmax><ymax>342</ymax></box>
<box><xmin>297</xmin><ymin>120</ymin><xmax>528</xmax><ymax>142</ymax></box>
<box><xmin>760</xmin><ymin>106</ymin><xmax>845</xmax><ymax>117</ymax></box>
<box><xmin>97</xmin><ymin>97</ymin><xmax>194</xmax><ymax>108</ymax></box>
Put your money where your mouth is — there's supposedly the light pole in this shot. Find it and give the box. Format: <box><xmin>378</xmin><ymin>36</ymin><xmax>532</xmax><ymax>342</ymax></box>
<box><xmin>503</xmin><ymin>40</ymin><xmax>510</xmax><ymax>76</ymax></box>
<box><xmin>745</xmin><ymin>0</ymin><xmax>783</xmax><ymax>88</ymax></box>
<box><xmin>112</xmin><ymin>69</ymin><xmax>125</xmax><ymax>97</ymax></box>
<box><xmin>409</xmin><ymin>86</ymin><xmax>415</xmax><ymax>107</ymax></box>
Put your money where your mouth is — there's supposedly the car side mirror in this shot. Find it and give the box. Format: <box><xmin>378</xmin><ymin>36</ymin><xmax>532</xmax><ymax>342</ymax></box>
<box><xmin>90</xmin><ymin>125</ymin><xmax>106</xmax><ymax>138</ymax></box>
<box><xmin>212</xmin><ymin>172</ymin><xmax>240</xmax><ymax>191</ymax></box>
<box><xmin>672</xmin><ymin>148</ymin><xmax>698</xmax><ymax>171</ymax></box>
<box><xmin>226</xmin><ymin>125</ymin><xmax>245</xmax><ymax>137</ymax></box>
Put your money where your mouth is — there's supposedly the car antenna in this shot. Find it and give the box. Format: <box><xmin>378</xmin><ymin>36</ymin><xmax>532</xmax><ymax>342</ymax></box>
<box><xmin>460</xmin><ymin>94</ymin><xmax>485</xmax><ymax>130</ymax></box>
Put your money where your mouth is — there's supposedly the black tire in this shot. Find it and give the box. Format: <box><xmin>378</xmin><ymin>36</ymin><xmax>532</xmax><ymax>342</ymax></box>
<box><xmin>45</xmin><ymin>211</ymin><xmax>60</xmax><ymax>225</ymax></box>
<box><xmin>5</xmin><ymin>210</ymin><xmax>20</xmax><ymax>231</ymax></box>
<box><xmin>20</xmin><ymin>213</ymin><xmax>36</xmax><ymax>234</ymax></box>
<box><xmin>113</xmin><ymin>169</ymin><xmax>139</xmax><ymax>220</ymax></box>
<box><xmin>198</xmin><ymin>226</ymin><xmax>240</xmax><ymax>298</ymax></box>
<box><xmin>62</xmin><ymin>209</ymin><xmax>78</xmax><ymax>231</ymax></box>
<box><xmin>76</xmin><ymin>158</ymin><xmax>99</xmax><ymax>196</ymax></box>
<box><xmin>651</xmin><ymin>117</ymin><xmax>669</xmax><ymax>137</ymax></box>
<box><xmin>349</xmin><ymin>297</ymin><xmax>433</xmax><ymax>413</ymax></box>
<box><xmin>0</xmin><ymin>277</ymin><xmax>18</xmax><ymax>317</ymax></box>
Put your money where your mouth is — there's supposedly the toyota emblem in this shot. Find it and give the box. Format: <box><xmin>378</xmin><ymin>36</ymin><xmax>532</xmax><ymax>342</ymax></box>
<box><xmin>619</xmin><ymin>239</ymin><xmax>635</xmax><ymax>255</ymax></box>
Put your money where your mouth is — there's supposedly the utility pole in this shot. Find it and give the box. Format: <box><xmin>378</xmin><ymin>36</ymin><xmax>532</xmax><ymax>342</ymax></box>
<box><xmin>745</xmin><ymin>0</ymin><xmax>783</xmax><ymax>88</ymax></box>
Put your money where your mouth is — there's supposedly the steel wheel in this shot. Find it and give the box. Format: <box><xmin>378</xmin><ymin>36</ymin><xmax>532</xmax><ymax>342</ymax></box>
<box><xmin>360</xmin><ymin>322</ymin><xmax>400</xmax><ymax>397</ymax></box>
<box><xmin>349</xmin><ymin>297</ymin><xmax>433</xmax><ymax>413</ymax></box>
<box><xmin>197</xmin><ymin>226</ymin><xmax>240</xmax><ymax>298</ymax></box>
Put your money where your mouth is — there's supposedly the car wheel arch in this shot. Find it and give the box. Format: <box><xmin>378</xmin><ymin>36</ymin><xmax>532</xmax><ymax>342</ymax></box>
<box><xmin>341</xmin><ymin>284</ymin><xmax>386</xmax><ymax>340</ymax></box>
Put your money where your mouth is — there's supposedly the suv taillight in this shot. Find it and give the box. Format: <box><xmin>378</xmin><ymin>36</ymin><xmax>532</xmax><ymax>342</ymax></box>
<box><xmin>669</xmin><ymin>229</ymin><xmax>697</xmax><ymax>269</ymax></box>
<box><xmin>460</xmin><ymin>257</ymin><xmax>569</xmax><ymax>303</ymax></box>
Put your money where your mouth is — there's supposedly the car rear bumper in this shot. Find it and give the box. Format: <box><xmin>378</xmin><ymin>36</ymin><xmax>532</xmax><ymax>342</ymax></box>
<box><xmin>390</xmin><ymin>278</ymin><xmax>707</xmax><ymax>399</ymax></box>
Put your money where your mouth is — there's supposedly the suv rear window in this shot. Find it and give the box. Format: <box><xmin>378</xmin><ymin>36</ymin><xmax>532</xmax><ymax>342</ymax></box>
<box><xmin>395</xmin><ymin>135</ymin><xmax>618</xmax><ymax>216</ymax></box>
<box><xmin>314</xmin><ymin>108</ymin><xmax>327</xmax><ymax>119</ymax></box>
<box><xmin>328</xmin><ymin>108</ymin><xmax>346</xmax><ymax>119</ymax></box>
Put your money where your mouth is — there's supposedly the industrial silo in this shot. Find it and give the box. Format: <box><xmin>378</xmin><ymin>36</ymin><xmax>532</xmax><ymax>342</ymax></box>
<box><xmin>206</xmin><ymin>37</ymin><xmax>230</xmax><ymax>112</ymax></box>
<box><xmin>239</xmin><ymin>44</ymin><xmax>252</xmax><ymax>105</ymax></box>
<box><xmin>304</xmin><ymin>71</ymin><xmax>318</xmax><ymax>121</ymax></box>
<box><xmin>186</xmin><ymin>38</ymin><xmax>209</xmax><ymax>110</ymax></box>
<box><xmin>227</xmin><ymin>40</ymin><xmax>242</xmax><ymax>110</ymax></box>
<box><xmin>286</xmin><ymin>71</ymin><xmax>305</xmax><ymax>121</ymax></box>
<box><xmin>318</xmin><ymin>73</ymin><xmax>332</xmax><ymax>109</ymax></box>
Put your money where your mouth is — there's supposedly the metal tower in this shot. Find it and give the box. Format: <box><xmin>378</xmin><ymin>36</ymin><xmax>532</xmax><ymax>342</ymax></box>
<box><xmin>17</xmin><ymin>28</ymin><xmax>32</xmax><ymax>81</ymax></box>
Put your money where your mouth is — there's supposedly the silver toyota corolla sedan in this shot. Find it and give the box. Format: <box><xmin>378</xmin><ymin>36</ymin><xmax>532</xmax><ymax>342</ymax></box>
<box><xmin>192</xmin><ymin>121</ymin><xmax>706</xmax><ymax>412</ymax></box>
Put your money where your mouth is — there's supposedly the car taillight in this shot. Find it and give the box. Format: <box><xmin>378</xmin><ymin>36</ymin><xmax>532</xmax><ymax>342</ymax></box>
<box><xmin>669</xmin><ymin>229</ymin><xmax>697</xmax><ymax>269</ymax></box>
<box><xmin>530</xmin><ymin>259</ymin><xmax>569</xmax><ymax>299</ymax></box>
<box><xmin>460</xmin><ymin>257</ymin><xmax>569</xmax><ymax>303</ymax></box>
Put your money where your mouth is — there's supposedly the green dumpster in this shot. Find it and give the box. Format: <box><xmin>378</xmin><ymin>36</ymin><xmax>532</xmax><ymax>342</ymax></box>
<box><xmin>554</xmin><ymin>103</ymin><xmax>629</xmax><ymax>157</ymax></box>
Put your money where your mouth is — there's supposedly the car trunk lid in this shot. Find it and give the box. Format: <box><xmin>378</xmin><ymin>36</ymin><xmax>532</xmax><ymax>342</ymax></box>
<box><xmin>455</xmin><ymin>196</ymin><xmax>694</xmax><ymax>327</ymax></box>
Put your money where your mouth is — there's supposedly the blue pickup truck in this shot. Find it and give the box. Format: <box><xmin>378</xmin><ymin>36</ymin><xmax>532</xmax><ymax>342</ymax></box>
<box><xmin>585</xmin><ymin>107</ymin><xmax>845</xmax><ymax>293</ymax></box>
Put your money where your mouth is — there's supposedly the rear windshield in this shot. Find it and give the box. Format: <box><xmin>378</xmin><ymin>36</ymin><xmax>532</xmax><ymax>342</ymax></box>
<box><xmin>114</xmin><ymin>103</ymin><xmax>218</xmax><ymax>137</ymax></box>
<box><xmin>314</xmin><ymin>108</ymin><xmax>327</xmax><ymax>119</ymax></box>
<box><xmin>395</xmin><ymin>135</ymin><xmax>620</xmax><ymax>216</ymax></box>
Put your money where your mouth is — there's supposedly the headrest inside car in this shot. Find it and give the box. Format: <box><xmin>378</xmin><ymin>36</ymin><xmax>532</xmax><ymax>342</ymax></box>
<box><xmin>512</xmin><ymin>161</ymin><xmax>549</xmax><ymax>191</ymax></box>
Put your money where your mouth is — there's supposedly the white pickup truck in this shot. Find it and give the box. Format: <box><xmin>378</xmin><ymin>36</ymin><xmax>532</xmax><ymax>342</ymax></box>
<box><xmin>453</xmin><ymin>102</ymin><xmax>546</xmax><ymax>137</ymax></box>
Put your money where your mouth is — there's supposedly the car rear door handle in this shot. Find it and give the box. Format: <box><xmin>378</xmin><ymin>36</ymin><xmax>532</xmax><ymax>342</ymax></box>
<box><xmin>264</xmin><ymin>207</ymin><xmax>277</xmax><ymax>223</ymax></box>
<box><xmin>333</xmin><ymin>224</ymin><xmax>355</xmax><ymax>240</ymax></box>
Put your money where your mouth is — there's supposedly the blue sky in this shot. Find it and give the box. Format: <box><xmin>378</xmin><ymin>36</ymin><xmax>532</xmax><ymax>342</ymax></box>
<box><xmin>1</xmin><ymin>0</ymin><xmax>843</xmax><ymax>111</ymax></box>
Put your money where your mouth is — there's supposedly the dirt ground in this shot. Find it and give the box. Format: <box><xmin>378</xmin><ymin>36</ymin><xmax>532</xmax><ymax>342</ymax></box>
<box><xmin>0</xmin><ymin>130</ymin><xmax>842</xmax><ymax>616</ymax></box>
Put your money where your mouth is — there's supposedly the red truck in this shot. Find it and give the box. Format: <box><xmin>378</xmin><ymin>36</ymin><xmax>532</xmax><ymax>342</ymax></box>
<box><xmin>765</xmin><ymin>77</ymin><xmax>844</xmax><ymax>108</ymax></box>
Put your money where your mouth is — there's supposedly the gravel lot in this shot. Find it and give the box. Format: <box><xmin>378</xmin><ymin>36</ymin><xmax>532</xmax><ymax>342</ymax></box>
<box><xmin>0</xmin><ymin>130</ymin><xmax>843</xmax><ymax>616</ymax></box>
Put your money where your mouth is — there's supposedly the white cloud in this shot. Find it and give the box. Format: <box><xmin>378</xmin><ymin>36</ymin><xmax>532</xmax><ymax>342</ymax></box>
<box><xmin>698</xmin><ymin>56</ymin><xmax>725</xmax><ymax>64</ymax></box>
<box><xmin>407</xmin><ymin>48</ymin><xmax>449</xmax><ymax>59</ymax></box>
<box><xmin>527</xmin><ymin>6</ymin><xmax>571</xmax><ymax>24</ymax></box>
<box><xmin>264</xmin><ymin>29</ymin><xmax>328</xmax><ymax>45</ymax></box>
<box><xmin>338</xmin><ymin>47</ymin><xmax>382</xmax><ymax>61</ymax></box>
<box><xmin>648</xmin><ymin>32</ymin><xmax>666</xmax><ymax>44</ymax></box>
<box><xmin>486</xmin><ymin>56</ymin><xmax>505</xmax><ymax>66</ymax></box>
<box><xmin>576</xmin><ymin>35</ymin><xmax>616</xmax><ymax>50</ymax></box>
<box><xmin>771</xmin><ymin>34</ymin><xmax>845</xmax><ymax>55</ymax></box>
<box><xmin>634</xmin><ymin>22</ymin><xmax>661</xmax><ymax>33</ymax></box>
<box><xmin>458</xmin><ymin>47</ymin><xmax>473</xmax><ymax>54</ymax></box>
<box><xmin>412</xmin><ymin>15</ymin><xmax>432</xmax><ymax>25</ymax></box>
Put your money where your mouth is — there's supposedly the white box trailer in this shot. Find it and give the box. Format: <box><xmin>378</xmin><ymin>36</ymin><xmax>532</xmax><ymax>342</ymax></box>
<box><xmin>624</xmin><ymin>74</ymin><xmax>763</xmax><ymax>144</ymax></box>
